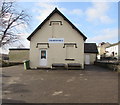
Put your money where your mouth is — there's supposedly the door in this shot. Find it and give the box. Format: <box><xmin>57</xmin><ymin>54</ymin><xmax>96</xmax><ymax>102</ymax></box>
<box><xmin>40</xmin><ymin>49</ymin><xmax>47</xmax><ymax>66</ymax></box>
<box><xmin>85</xmin><ymin>55</ymin><xmax>90</xmax><ymax>64</ymax></box>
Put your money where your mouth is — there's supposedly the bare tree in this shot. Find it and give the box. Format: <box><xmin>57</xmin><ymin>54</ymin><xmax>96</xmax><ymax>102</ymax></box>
<box><xmin>0</xmin><ymin>1</ymin><xmax>30</xmax><ymax>48</ymax></box>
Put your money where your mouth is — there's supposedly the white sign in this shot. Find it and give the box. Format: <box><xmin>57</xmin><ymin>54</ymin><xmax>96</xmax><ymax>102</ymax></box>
<box><xmin>48</xmin><ymin>38</ymin><xmax>64</xmax><ymax>43</ymax></box>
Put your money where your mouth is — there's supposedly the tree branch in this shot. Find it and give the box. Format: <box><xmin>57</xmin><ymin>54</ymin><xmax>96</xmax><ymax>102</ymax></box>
<box><xmin>0</xmin><ymin>1</ymin><xmax>30</xmax><ymax>48</ymax></box>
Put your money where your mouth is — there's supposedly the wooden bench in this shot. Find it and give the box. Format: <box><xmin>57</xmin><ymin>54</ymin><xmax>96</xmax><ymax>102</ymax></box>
<box><xmin>67</xmin><ymin>63</ymin><xmax>81</xmax><ymax>70</ymax></box>
<box><xmin>52</xmin><ymin>63</ymin><xmax>66</xmax><ymax>70</ymax></box>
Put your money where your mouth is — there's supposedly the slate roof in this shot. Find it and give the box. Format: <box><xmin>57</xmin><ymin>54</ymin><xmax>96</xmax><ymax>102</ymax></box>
<box><xmin>27</xmin><ymin>8</ymin><xmax>87</xmax><ymax>41</ymax></box>
<box><xmin>84</xmin><ymin>43</ymin><xmax>98</xmax><ymax>53</ymax></box>
<box><xmin>9</xmin><ymin>48</ymin><xmax>30</xmax><ymax>50</ymax></box>
<box><xmin>106</xmin><ymin>41</ymin><xmax>120</xmax><ymax>48</ymax></box>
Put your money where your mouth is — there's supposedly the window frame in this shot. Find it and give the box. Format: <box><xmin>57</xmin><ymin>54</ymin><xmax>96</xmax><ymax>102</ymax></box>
<box><xmin>64</xmin><ymin>43</ymin><xmax>77</xmax><ymax>60</ymax></box>
<box><xmin>49</xmin><ymin>21</ymin><xmax>62</xmax><ymax>26</ymax></box>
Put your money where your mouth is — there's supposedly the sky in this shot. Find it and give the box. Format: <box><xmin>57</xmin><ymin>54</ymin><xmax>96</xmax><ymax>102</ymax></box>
<box><xmin>1</xmin><ymin>1</ymin><xmax>119</xmax><ymax>53</ymax></box>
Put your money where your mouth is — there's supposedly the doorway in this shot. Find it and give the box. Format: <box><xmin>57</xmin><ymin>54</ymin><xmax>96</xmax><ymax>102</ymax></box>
<box><xmin>40</xmin><ymin>49</ymin><xmax>47</xmax><ymax>66</ymax></box>
<box><xmin>85</xmin><ymin>55</ymin><xmax>90</xmax><ymax>64</ymax></box>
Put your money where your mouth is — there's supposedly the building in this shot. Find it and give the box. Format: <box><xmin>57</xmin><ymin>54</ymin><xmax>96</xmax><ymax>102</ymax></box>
<box><xmin>27</xmin><ymin>8</ymin><xmax>97</xmax><ymax>69</ymax></box>
<box><xmin>9</xmin><ymin>48</ymin><xmax>29</xmax><ymax>63</ymax></box>
<box><xmin>84</xmin><ymin>43</ymin><xmax>98</xmax><ymax>64</ymax></box>
<box><xmin>0</xmin><ymin>53</ymin><xmax>9</xmax><ymax>61</ymax></box>
<box><xmin>105</xmin><ymin>41</ymin><xmax>120</xmax><ymax>59</ymax></box>
<box><xmin>97</xmin><ymin>42</ymin><xmax>111</xmax><ymax>59</ymax></box>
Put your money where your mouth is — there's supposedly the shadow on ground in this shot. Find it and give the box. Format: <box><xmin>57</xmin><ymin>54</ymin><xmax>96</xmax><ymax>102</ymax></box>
<box><xmin>2</xmin><ymin>99</ymin><xmax>26</xmax><ymax>103</ymax></box>
<box><xmin>85</xmin><ymin>65</ymin><xmax>113</xmax><ymax>72</ymax></box>
<box><xmin>3</xmin><ymin>83</ymin><xmax>30</xmax><ymax>93</ymax></box>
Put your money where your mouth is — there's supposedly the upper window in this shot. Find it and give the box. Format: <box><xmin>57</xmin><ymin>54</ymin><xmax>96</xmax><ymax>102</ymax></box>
<box><xmin>49</xmin><ymin>21</ymin><xmax>62</xmax><ymax>26</ymax></box>
<box><xmin>52</xmin><ymin>22</ymin><xmax>60</xmax><ymax>25</ymax></box>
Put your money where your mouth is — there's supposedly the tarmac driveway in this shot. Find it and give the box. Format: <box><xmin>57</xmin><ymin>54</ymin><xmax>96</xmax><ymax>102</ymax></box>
<box><xmin>1</xmin><ymin>64</ymin><xmax>118</xmax><ymax>103</ymax></box>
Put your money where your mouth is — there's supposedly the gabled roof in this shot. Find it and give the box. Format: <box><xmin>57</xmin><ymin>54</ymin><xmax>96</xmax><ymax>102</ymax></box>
<box><xmin>27</xmin><ymin>8</ymin><xmax>87</xmax><ymax>41</ymax></box>
<box><xmin>106</xmin><ymin>41</ymin><xmax>120</xmax><ymax>48</ymax></box>
<box><xmin>84</xmin><ymin>43</ymin><xmax>98</xmax><ymax>53</ymax></box>
<box><xmin>9</xmin><ymin>48</ymin><xmax>30</xmax><ymax>50</ymax></box>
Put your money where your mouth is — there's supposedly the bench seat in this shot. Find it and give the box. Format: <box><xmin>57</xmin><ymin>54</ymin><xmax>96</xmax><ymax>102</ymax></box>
<box><xmin>67</xmin><ymin>63</ymin><xmax>81</xmax><ymax>70</ymax></box>
<box><xmin>52</xmin><ymin>63</ymin><xmax>66</xmax><ymax>70</ymax></box>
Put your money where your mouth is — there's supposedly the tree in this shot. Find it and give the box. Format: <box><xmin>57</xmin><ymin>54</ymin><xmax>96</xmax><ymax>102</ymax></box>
<box><xmin>0</xmin><ymin>1</ymin><xmax>30</xmax><ymax>48</ymax></box>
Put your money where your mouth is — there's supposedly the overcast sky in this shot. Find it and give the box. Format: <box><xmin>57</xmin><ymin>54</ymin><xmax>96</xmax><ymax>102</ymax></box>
<box><xmin>1</xmin><ymin>1</ymin><xmax>119</xmax><ymax>54</ymax></box>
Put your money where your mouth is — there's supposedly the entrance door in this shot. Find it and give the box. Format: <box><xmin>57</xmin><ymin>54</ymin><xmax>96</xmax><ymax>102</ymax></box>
<box><xmin>40</xmin><ymin>49</ymin><xmax>47</xmax><ymax>66</ymax></box>
<box><xmin>85</xmin><ymin>55</ymin><xmax>90</xmax><ymax>64</ymax></box>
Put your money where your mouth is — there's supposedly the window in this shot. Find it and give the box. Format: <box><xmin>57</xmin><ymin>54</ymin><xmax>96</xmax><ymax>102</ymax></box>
<box><xmin>52</xmin><ymin>22</ymin><xmax>60</xmax><ymax>25</ymax></box>
<box><xmin>49</xmin><ymin>21</ymin><xmax>62</xmax><ymax>26</ymax></box>
<box><xmin>66</xmin><ymin>45</ymin><xmax>75</xmax><ymax>60</ymax></box>
<box><xmin>50</xmin><ymin>21</ymin><xmax>62</xmax><ymax>38</ymax></box>
<box><xmin>63</xmin><ymin>43</ymin><xmax>77</xmax><ymax>60</ymax></box>
<box><xmin>112</xmin><ymin>52</ymin><xmax>114</xmax><ymax>56</ymax></box>
<box><xmin>36</xmin><ymin>43</ymin><xmax>49</xmax><ymax>48</ymax></box>
<box><xmin>41</xmin><ymin>50</ymin><xmax>46</xmax><ymax>59</ymax></box>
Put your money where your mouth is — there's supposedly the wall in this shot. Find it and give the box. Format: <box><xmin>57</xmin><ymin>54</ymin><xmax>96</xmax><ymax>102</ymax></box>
<box><xmin>95</xmin><ymin>61</ymin><xmax>120</xmax><ymax>71</ymax></box>
<box><xmin>84</xmin><ymin>53</ymin><xmax>97</xmax><ymax>64</ymax></box>
<box><xmin>97</xmin><ymin>43</ymin><xmax>110</xmax><ymax>60</ymax></box>
<box><xmin>9</xmin><ymin>50</ymin><xmax>29</xmax><ymax>62</ymax></box>
<box><xmin>30</xmin><ymin>13</ymin><xmax>84</xmax><ymax>69</ymax></box>
<box><xmin>106</xmin><ymin>44</ymin><xmax>118</xmax><ymax>58</ymax></box>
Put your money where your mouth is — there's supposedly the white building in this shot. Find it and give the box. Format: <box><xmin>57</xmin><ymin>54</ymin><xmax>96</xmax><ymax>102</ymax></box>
<box><xmin>105</xmin><ymin>41</ymin><xmax>120</xmax><ymax>59</ymax></box>
<box><xmin>97</xmin><ymin>42</ymin><xmax>111</xmax><ymax>59</ymax></box>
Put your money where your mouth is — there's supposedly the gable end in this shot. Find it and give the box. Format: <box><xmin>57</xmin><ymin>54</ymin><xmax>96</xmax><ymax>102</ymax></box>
<box><xmin>27</xmin><ymin>8</ymin><xmax>87</xmax><ymax>41</ymax></box>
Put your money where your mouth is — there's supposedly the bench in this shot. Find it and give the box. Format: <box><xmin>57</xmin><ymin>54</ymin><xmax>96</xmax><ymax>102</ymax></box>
<box><xmin>67</xmin><ymin>63</ymin><xmax>81</xmax><ymax>70</ymax></box>
<box><xmin>52</xmin><ymin>63</ymin><xmax>66</xmax><ymax>70</ymax></box>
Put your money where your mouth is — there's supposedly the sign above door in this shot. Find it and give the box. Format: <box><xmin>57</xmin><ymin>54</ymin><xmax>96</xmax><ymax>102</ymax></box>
<box><xmin>48</xmin><ymin>38</ymin><xmax>64</xmax><ymax>43</ymax></box>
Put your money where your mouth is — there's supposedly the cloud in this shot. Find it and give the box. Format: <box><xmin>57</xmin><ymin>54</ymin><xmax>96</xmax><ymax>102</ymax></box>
<box><xmin>87</xmin><ymin>28</ymin><xmax>118</xmax><ymax>43</ymax></box>
<box><xmin>70</xmin><ymin>9</ymin><xmax>83</xmax><ymax>16</ymax></box>
<box><xmin>4</xmin><ymin>0</ymin><xmax>119</xmax><ymax>2</ymax></box>
<box><xmin>33</xmin><ymin>2</ymin><xmax>117</xmax><ymax>45</ymax></box>
<box><xmin>17</xmin><ymin>33</ymin><xmax>30</xmax><ymax>48</ymax></box>
<box><xmin>34</xmin><ymin>2</ymin><xmax>114</xmax><ymax>25</ymax></box>
<box><xmin>34</xmin><ymin>2</ymin><xmax>83</xmax><ymax>23</ymax></box>
<box><xmin>35</xmin><ymin>2</ymin><xmax>58</xmax><ymax>22</ymax></box>
<box><xmin>14</xmin><ymin>23</ymin><xmax>28</xmax><ymax>32</ymax></box>
<box><xmin>86</xmin><ymin>2</ymin><xmax>113</xmax><ymax>24</ymax></box>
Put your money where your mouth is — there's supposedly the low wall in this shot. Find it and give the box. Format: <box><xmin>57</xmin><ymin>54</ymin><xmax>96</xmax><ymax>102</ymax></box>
<box><xmin>1</xmin><ymin>62</ymin><xmax>23</xmax><ymax>67</ymax></box>
<box><xmin>94</xmin><ymin>61</ymin><xmax>120</xmax><ymax>71</ymax></box>
<box><xmin>9</xmin><ymin>49</ymin><xmax>29</xmax><ymax>63</ymax></box>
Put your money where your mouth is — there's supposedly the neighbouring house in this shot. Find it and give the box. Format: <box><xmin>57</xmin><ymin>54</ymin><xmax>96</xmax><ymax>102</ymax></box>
<box><xmin>97</xmin><ymin>42</ymin><xmax>111</xmax><ymax>59</ymax></box>
<box><xmin>105</xmin><ymin>41</ymin><xmax>120</xmax><ymax>59</ymax></box>
<box><xmin>0</xmin><ymin>53</ymin><xmax>9</xmax><ymax>61</ymax></box>
<box><xmin>9</xmin><ymin>48</ymin><xmax>29</xmax><ymax>63</ymax></box>
<box><xmin>84</xmin><ymin>43</ymin><xmax>98</xmax><ymax>64</ymax></box>
<box><xmin>27</xmin><ymin>8</ymin><xmax>98</xmax><ymax>69</ymax></box>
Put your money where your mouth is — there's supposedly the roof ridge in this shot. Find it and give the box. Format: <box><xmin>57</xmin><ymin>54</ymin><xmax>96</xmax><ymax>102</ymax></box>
<box><xmin>85</xmin><ymin>43</ymin><xmax>96</xmax><ymax>44</ymax></box>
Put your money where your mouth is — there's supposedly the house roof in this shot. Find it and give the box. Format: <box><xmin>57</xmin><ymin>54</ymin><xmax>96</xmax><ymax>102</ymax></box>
<box><xmin>98</xmin><ymin>42</ymin><xmax>111</xmax><ymax>47</ymax></box>
<box><xmin>106</xmin><ymin>41</ymin><xmax>120</xmax><ymax>48</ymax></box>
<box><xmin>27</xmin><ymin>8</ymin><xmax>87</xmax><ymax>41</ymax></box>
<box><xmin>84</xmin><ymin>43</ymin><xmax>98</xmax><ymax>53</ymax></box>
<box><xmin>9</xmin><ymin>48</ymin><xmax>30</xmax><ymax>50</ymax></box>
